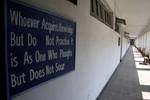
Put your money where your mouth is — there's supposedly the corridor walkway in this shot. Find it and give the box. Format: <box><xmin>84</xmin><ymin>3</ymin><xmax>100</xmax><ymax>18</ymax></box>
<box><xmin>97</xmin><ymin>46</ymin><xmax>143</xmax><ymax>100</ymax></box>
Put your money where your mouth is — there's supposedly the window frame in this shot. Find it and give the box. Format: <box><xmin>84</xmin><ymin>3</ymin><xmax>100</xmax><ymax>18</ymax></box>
<box><xmin>90</xmin><ymin>0</ymin><xmax>113</xmax><ymax>29</ymax></box>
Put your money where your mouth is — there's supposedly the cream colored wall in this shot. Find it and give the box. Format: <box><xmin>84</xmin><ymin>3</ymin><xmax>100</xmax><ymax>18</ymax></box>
<box><xmin>12</xmin><ymin>0</ymin><xmax>129</xmax><ymax>100</ymax></box>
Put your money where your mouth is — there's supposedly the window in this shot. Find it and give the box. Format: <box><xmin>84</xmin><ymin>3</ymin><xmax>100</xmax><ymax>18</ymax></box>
<box><xmin>115</xmin><ymin>17</ymin><xmax>126</xmax><ymax>33</ymax></box>
<box><xmin>90</xmin><ymin>0</ymin><xmax>113</xmax><ymax>28</ymax></box>
<box><xmin>67</xmin><ymin>0</ymin><xmax>77</xmax><ymax>5</ymax></box>
<box><xmin>115</xmin><ymin>22</ymin><xmax>119</xmax><ymax>33</ymax></box>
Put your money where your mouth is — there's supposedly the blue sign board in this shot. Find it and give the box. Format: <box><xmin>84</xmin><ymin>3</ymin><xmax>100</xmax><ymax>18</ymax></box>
<box><xmin>6</xmin><ymin>0</ymin><xmax>76</xmax><ymax>97</ymax></box>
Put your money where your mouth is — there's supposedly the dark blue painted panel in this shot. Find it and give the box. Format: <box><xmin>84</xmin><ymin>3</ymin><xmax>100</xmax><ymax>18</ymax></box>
<box><xmin>6</xmin><ymin>0</ymin><xmax>76</xmax><ymax>97</ymax></box>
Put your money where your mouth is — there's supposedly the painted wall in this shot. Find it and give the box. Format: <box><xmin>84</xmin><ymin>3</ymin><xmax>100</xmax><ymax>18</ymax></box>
<box><xmin>11</xmin><ymin>0</ymin><xmax>129</xmax><ymax>100</ymax></box>
<box><xmin>121</xmin><ymin>37</ymin><xmax>129</xmax><ymax>58</ymax></box>
<box><xmin>119</xmin><ymin>24</ymin><xmax>129</xmax><ymax>59</ymax></box>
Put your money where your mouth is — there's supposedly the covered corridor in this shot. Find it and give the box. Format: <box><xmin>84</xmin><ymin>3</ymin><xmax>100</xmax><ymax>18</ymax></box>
<box><xmin>1</xmin><ymin>0</ymin><xmax>150</xmax><ymax>100</ymax></box>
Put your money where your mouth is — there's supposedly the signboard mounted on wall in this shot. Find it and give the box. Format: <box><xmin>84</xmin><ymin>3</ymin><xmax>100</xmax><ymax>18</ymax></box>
<box><xmin>5</xmin><ymin>0</ymin><xmax>76</xmax><ymax>99</ymax></box>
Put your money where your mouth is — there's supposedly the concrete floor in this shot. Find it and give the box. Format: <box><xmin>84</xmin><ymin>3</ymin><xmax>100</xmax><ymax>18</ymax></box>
<box><xmin>97</xmin><ymin>47</ymin><xmax>143</xmax><ymax>100</ymax></box>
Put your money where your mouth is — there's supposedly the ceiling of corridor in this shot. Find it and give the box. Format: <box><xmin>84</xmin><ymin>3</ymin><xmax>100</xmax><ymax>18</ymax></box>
<box><xmin>116</xmin><ymin>0</ymin><xmax>150</xmax><ymax>38</ymax></box>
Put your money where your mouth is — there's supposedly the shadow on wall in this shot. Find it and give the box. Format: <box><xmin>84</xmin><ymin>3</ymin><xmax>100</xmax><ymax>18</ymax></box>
<box><xmin>133</xmin><ymin>47</ymin><xmax>150</xmax><ymax>100</ymax></box>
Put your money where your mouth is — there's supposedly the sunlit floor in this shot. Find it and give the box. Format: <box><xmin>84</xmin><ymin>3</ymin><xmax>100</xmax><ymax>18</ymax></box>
<box><xmin>133</xmin><ymin>46</ymin><xmax>150</xmax><ymax>100</ymax></box>
<box><xmin>97</xmin><ymin>46</ymin><xmax>145</xmax><ymax>100</ymax></box>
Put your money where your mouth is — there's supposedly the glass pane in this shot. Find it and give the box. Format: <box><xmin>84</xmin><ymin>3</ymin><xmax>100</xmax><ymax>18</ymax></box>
<box><xmin>99</xmin><ymin>5</ymin><xmax>103</xmax><ymax>19</ymax></box>
<box><xmin>96</xmin><ymin>0</ymin><xmax>99</xmax><ymax>16</ymax></box>
<box><xmin>91</xmin><ymin>0</ymin><xmax>94</xmax><ymax>13</ymax></box>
